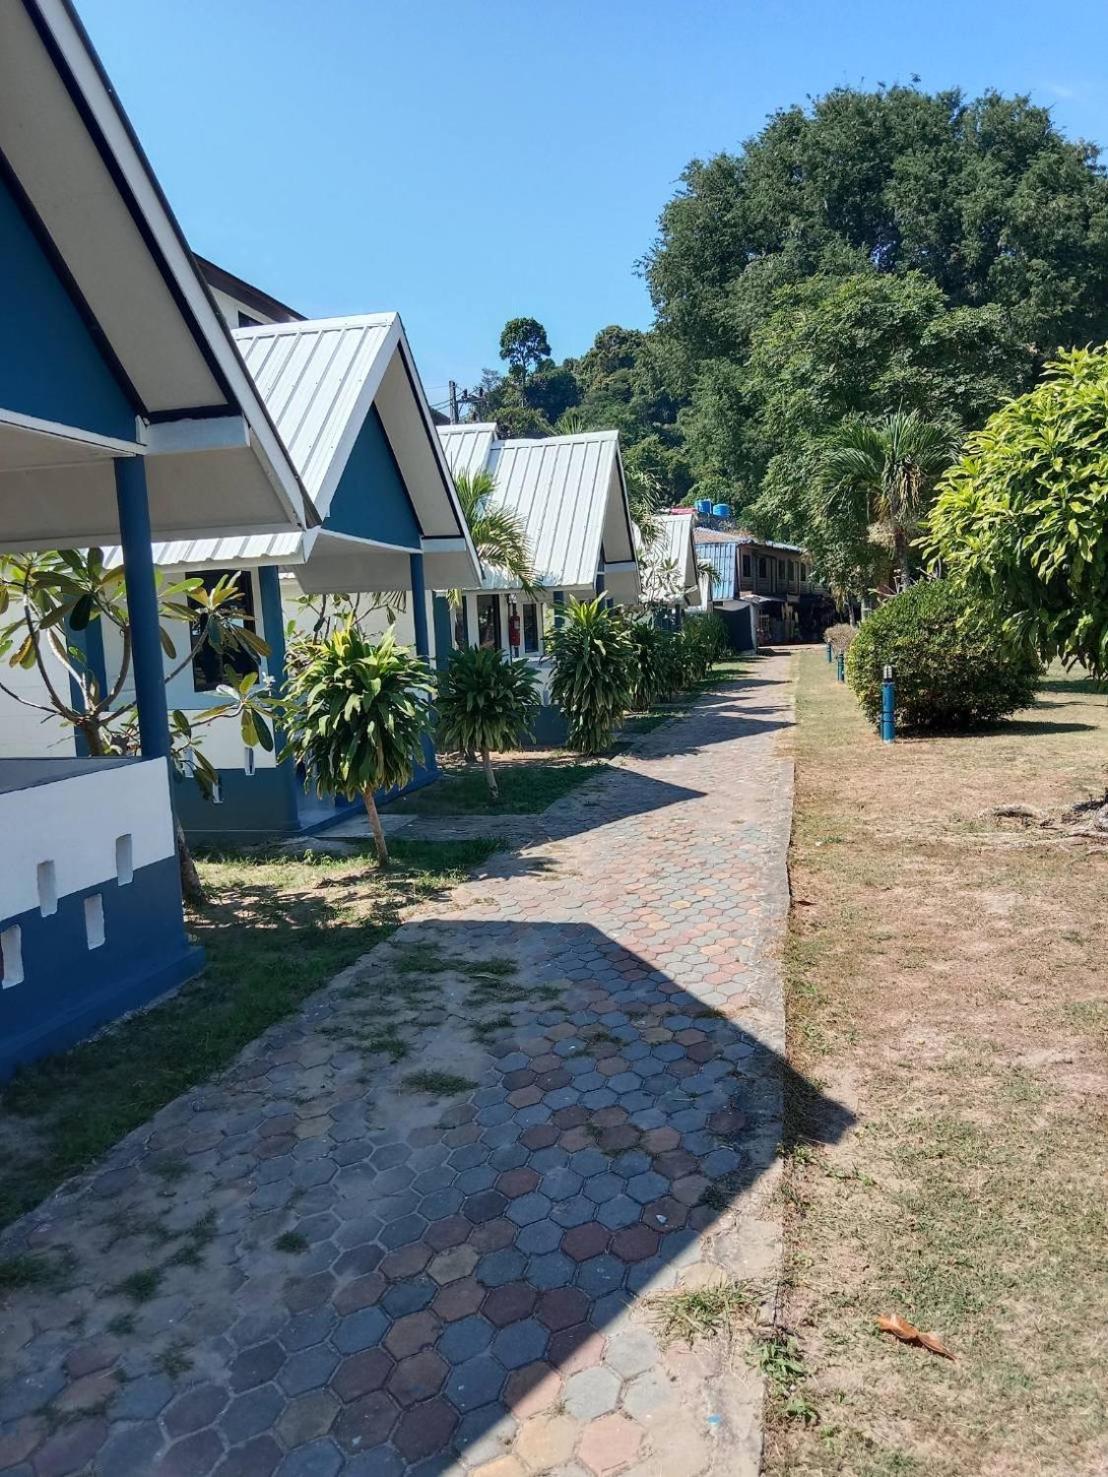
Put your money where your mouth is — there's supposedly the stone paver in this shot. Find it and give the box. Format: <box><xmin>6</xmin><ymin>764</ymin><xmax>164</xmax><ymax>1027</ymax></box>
<box><xmin>0</xmin><ymin>655</ymin><xmax>796</xmax><ymax>1475</ymax></box>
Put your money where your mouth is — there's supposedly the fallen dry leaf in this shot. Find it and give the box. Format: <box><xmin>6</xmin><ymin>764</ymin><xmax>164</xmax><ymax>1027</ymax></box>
<box><xmin>876</xmin><ymin>1313</ymin><xmax>955</xmax><ymax>1361</ymax></box>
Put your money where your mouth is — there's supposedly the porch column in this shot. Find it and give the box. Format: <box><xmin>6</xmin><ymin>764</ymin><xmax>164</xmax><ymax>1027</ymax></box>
<box><xmin>257</xmin><ymin>566</ymin><xmax>287</xmax><ymax>690</ymax></box>
<box><xmin>595</xmin><ymin>569</ymin><xmax>606</xmax><ymax>598</ymax></box>
<box><xmin>431</xmin><ymin>594</ymin><xmax>454</xmax><ymax>671</ymax></box>
<box><xmin>114</xmin><ymin>457</ymin><xmax>170</xmax><ymax>760</ymax></box>
<box><xmin>409</xmin><ymin>552</ymin><xmax>430</xmax><ymax>658</ymax></box>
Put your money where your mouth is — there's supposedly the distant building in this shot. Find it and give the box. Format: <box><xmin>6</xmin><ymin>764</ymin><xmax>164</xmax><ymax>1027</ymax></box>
<box><xmin>693</xmin><ymin>522</ymin><xmax>828</xmax><ymax>647</ymax></box>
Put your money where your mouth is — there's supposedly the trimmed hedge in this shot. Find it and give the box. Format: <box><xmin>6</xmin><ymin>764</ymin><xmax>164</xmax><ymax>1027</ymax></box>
<box><xmin>846</xmin><ymin>580</ymin><xmax>1040</xmax><ymax>730</ymax></box>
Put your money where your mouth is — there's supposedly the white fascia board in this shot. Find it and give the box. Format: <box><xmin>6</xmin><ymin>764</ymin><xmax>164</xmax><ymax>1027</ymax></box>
<box><xmin>36</xmin><ymin>0</ymin><xmax>314</xmax><ymax>533</ymax></box>
<box><xmin>0</xmin><ymin>407</ymin><xmax>143</xmax><ymax>461</ymax></box>
<box><xmin>141</xmin><ymin>416</ymin><xmax>249</xmax><ymax>455</ymax></box>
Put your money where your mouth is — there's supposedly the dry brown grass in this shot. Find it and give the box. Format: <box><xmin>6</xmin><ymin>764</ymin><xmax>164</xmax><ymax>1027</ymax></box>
<box><xmin>768</xmin><ymin>653</ymin><xmax>1108</xmax><ymax>1477</ymax></box>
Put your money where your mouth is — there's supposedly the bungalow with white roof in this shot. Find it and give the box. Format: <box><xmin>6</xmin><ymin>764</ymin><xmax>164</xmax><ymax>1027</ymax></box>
<box><xmin>0</xmin><ymin>0</ymin><xmax>315</xmax><ymax>1073</ymax></box>
<box><xmin>438</xmin><ymin>423</ymin><xmax>639</xmax><ymax>654</ymax></box>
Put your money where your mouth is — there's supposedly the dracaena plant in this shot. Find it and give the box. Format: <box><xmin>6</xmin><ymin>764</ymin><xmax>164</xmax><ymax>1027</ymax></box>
<box><xmin>437</xmin><ymin>645</ymin><xmax>540</xmax><ymax>799</ymax></box>
<box><xmin>280</xmin><ymin>625</ymin><xmax>434</xmax><ymax>866</ymax></box>
<box><xmin>547</xmin><ymin>597</ymin><xmax>635</xmax><ymax>754</ymax></box>
<box><xmin>0</xmin><ymin>549</ymin><xmax>276</xmax><ymax>905</ymax></box>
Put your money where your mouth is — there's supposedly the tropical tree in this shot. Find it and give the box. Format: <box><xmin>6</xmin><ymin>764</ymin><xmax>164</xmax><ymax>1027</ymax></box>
<box><xmin>453</xmin><ymin>470</ymin><xmax>542</xmax><ymax>599</ymax></box>
<box><xmin>437</xmin><ymin>646</ymin><xmax>540</xmax><ymax>799</ymax></box>
<box><xmin>925</xmin><ymin>346</ymin><xmax>1108</xmax><ymax>682</ymax></box>
<box><xmin>547</xmin><ymin>598</ymin><xmax>635</xmax><ymax>754</ymax></box>
<box><xmin>280</xmin><ymin>627</ymin><xmax>433</xmax><ymax>867</ymax></box>
<box><xmin>0</xmin><ymin>550</ymin><xmax>273</xmax><ymax>905</ymax></box>
<box><xmin>820</xmin><ymin>411</ymin><xmax>955</xmax><ymax>588</ymax></box>
<box><xmin>499</xmin><ymin>317</ymin><xmax>551</xmax><ymax>383</ymax></box>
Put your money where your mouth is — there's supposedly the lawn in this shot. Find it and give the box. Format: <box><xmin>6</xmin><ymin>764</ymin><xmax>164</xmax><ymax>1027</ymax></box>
<box><xmin>768</xmin><ymin>652</ymin><xmax>1108</xmax><ymax>1476</ymax></box>
<box><xmin>0</xmin><ymin>837</ymin><xmax>495</xmax><ymax>1229</ymax></box>
<box><xmin>387</xmin><ymin>750</ymin><xmax>603</xmax><ymax>814</ymax></box>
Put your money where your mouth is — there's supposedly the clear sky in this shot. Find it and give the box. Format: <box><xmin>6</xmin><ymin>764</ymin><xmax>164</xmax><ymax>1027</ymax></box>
<box><xmin>79</xmin><ymin>0</ymin><xmax>1108</xmax><ymax>417</ymax></box>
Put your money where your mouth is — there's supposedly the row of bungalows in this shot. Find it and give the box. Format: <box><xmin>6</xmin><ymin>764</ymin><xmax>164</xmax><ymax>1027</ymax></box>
<box><xmin>0</xmin><ymin>0</ymin><xmax>670</xmax><ymax>1073</ymax></box>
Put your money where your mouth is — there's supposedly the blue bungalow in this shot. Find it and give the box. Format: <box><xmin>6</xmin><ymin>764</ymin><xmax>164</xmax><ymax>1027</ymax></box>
<box><xmin>0</xmin><ymin>0</ymin><xmax>313</xmax><ymax>1075</ymax></box>
<box><xmin>97</xmin><ymin>314</ymin><xmax>482</xmax><ymax>841</ymax></box>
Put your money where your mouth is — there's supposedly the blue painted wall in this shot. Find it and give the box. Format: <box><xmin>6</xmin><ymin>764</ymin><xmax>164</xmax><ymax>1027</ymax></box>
<box><xmin>0</xmin><ymin>857</ymin><xmax>201</xmax><ymax>1079</ymax></box>
<box><xmin>324</xmin><ymin>406</ymin><xmax>421</xmax><ymax>549</ymax></box>
<box><xmin>0</xmin><ymin>172</ymin><xmax>137</xmax><ymax>441</ymax></box>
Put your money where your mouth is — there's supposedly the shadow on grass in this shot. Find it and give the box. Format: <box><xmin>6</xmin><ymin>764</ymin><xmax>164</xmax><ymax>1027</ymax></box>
<box><xmin>0</xmin><ymin>838</ymin><xmax>499</xmax><ymax>1230</ymax></box>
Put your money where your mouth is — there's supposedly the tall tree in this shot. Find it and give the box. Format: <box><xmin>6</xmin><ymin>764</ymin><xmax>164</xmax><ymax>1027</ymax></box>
<box><xmin>499</xmin><ymin>317</ymin><xmax>551</xmax><ymax>382</ymax></box>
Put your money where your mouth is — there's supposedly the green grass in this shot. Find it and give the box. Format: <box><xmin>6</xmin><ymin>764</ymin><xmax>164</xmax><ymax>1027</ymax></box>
<box><xmin>400</xmin><ymin>1070</ymin><xmax>477</xmax><ymax>1097</ymax></box>
<box><xmin>114</xmin><ymin>1266</ymin><xmax>162</xmax><ymax>1303</ymax></box>
<box><xmin>649</xmin><ymin>1278</ymin><xmax>757</xmax><ymax>1345</ymax></box>
<box><xmin>0</xmin><ymin>837</ymin><xmax>495</xmax><ymax>1230</ymax></box>
<box><xmin>0</xmin><ymin>1253</ymin><xmax>70</xmax><ymax>1292</ymax></box>
<box><xmin>388</xmin><ymin>756</ymin><xmax>602</xmax><ymax>815</ymax></box>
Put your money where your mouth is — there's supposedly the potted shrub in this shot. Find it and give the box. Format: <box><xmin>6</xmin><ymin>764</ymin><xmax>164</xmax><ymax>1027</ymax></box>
<box><xmin>437</xmin><ymin>645</ymin><xmax>540</xmax><ymax>799</ymax></box>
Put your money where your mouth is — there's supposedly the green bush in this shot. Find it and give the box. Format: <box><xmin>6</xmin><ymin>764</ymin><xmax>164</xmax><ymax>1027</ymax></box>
<box><xmin>437</xmin><ymin>646</ymin><xmax>540</xmax><ymax>798</ymax></box>
<box><xmin>629</xmin><ymin>621</ymin><xmax>684</xmax><ymax>707</ymax></box>
<box><xmin>846</xmin><ymin>580</ymin><xmax>1040</xmax><ymax>731</ymax></box>
<box><xmin>548</xmin><ymin>598</ymin><xmax>635</xmax><ymax>753</ymax></box>
<box><xmin>824</xmin><ymin>622</ymin><xmax>857</xmax><ymax>655</ymax></box>
<box><xmin>681</xmin><ymin>612</ymin><xmax>729</xmax><ymax>682</ymax></box>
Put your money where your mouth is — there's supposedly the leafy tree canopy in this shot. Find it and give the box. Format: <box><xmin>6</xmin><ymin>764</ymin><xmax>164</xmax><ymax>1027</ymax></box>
<box><xmin>499</xmin><ymin>316</ymin><xmax>551</xmax><ymax>381</ymax></box>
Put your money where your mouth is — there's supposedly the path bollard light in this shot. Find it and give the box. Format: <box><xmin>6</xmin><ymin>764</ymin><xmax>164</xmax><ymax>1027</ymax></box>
<box><xmin>881</xmin><ymin>664</ymin><xmax>896</xmax><ymax>743</ymax></box>
<box><xmin>826</xmin><ymin>640</ymin><xmax>833</xmax><ymax>663</ymax></box>
<box><xmin>836</xmin><ymin>652</ymin><xmax>845</xmax><ymax>683</ymax></box>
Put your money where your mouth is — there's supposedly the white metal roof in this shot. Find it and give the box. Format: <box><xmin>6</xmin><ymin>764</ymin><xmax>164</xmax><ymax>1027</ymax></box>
<box><xmin>438</xmin><ymin>423</ymin><xmax>497</xmax><ymax>482</ymax></box>
<box><xmin>232</xmin><ymin>316</ymin><xmax>395</xmax><ymax>512</ymax></box>
<box><xmin>438</xmin><ymin>425</ymin><xmax>638</xmax><ymax>593</ymax></box>
<box><xmin>636</xmin><ymin>511</ymin><xmax>699</xmax><ymax>604</ymax></box>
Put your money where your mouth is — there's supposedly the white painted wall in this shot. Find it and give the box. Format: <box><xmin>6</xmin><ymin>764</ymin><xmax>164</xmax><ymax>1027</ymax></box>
<box><xmin>0</xmin><ymin>757</ymin><xmax>176</xmax><ymax>919</ymax></box>
<box><xmin>0</xmin><ymin>654</ymin><xmax>78</xmax><ymax>758</ymax></box>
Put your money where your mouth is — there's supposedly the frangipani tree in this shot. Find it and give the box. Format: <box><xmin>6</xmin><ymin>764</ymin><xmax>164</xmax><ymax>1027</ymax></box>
<box><xmin>280</xmin><ymin>626</ymin><xmax>434</xmax><ymax>867</ymax></box>
<box><xmin>0</xmin><ymin>550</ymin><xmax>274</xmax><ymax>904</ymax></box>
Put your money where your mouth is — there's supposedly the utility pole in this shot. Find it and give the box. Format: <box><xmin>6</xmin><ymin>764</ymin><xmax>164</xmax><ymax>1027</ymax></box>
<box><xmin>448</xmin><ymin>381</ymin><xmax>459</xmax><ymax>424</ymax></box>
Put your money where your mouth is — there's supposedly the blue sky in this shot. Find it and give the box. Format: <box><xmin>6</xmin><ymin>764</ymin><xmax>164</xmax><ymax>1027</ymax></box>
<box><xmin>81</xmin><ymin>0</ymin><xmax>1108</xmax><ymax>416</ymax></box>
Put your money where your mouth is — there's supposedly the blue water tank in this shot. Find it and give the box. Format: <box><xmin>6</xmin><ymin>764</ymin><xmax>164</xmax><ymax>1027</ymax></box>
<box><xmin>694</xmin><ymin>498</ymin><xmax>713</xmax><ymax>515</ymax></box>
<box><xmin>712</xmin><ymin>503</ymin><xmax>732</xmax><ymax>519</ymax></box>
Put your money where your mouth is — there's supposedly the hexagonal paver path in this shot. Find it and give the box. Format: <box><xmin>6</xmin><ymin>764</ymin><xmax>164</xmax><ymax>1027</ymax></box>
<box><xmin>0</xmin><ymin>653</ymin><xmax>796</xmax><ymax>1475</ymax></box>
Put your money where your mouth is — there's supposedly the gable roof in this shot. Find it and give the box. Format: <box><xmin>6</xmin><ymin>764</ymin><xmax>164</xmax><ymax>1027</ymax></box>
<box><xmin>438</xmin><ymin>425</ymin><xmax>638</xmax><ymax>593</ymax></box>
<box><xmin>101</xmin><ymin>313</ymin><xmax>481</xmax><ymax>591</ymax></box>
<box><xmin>0</xmin><ymin>0</ymin><xmax>313</xmax><ymax>548</ymax></box>
<box><xmin>636</xmin><ymin>510</ymin><xmax>699</xmax><ymax>605</ymax></box>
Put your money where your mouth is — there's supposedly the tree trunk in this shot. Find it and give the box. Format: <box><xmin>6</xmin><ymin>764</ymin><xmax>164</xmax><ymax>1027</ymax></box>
<box><xmin>362</xmin><ymin>789</ymin><xmax>390</xmax><ymax>867</ymax></box>
<box><xmin>894</xmin><ymin>529</ymin><xmax>912</xmax><ymax>589</ymax></box>
<box><xmin>176</xmin><ymin>815</ymin><xmax>207</xmax><ymax>908</ymax></box>
<box><xmin>481</xmin><ymin>747</ymin><xmax>499</xmax><ymax>800</ymax></box>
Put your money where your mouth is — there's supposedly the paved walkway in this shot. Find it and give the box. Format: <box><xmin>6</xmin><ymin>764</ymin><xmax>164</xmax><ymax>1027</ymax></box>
<box><xmin>0</xmin><ymin>653</ymin><xmax>797</xmax><ymax>1477</ymax></box>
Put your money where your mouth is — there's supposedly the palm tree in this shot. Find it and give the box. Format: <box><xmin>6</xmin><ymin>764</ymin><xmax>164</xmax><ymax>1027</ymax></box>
<box><xmin>453</xmin><ymin>470</ymin><xmax>542</xmax><ymax>600</ymax></box>
<box><xmin>821</xmin><ymin>411</ymin><xmax>956</xmax><ymax>588</ymax></box>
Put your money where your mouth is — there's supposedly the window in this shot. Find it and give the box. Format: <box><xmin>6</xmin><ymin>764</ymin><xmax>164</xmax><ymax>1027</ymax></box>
<box><xmin>190</xmin><ymin>569</ymin><xmax>259</xmax><ymax>694</ymax></box>
<box><xmin>801</xmin><ymin>563</ymin><xmax>808</xmax><ymax>582</ymax></box>
<box><xmin>778</xmin><ymin>559</ymin><xmax>786</xmax><ymax>576</ymax></box>
<box><xmin>742</xmin><ymin>554</ymin><xmax>752</xmax><ymax>580</ymax></box>
<box><xmin>522</xmin><ymin>603</ymin><xmax>540</xmax><ymax>654</ymax></box>
<box><xmin>758</xmin><ymin>557</ymin><xmax>768</xmax><ymax>580</ymax></box>
<box><xmin>476</xmin><ymin>594</ymin><xmax>502</xmax><ymax>650</ymax></box>
<box><xmin>787</xmin><ymin>560</ymin><xmax>794</xmax><ymax>581</ymax></box>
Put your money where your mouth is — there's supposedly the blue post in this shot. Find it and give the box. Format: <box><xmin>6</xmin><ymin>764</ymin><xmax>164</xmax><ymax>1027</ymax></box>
<box><xmin>826</xmin><ymin>641</ymin><xmax>833</xmax><ymax>663</ymax></box>
<box><xmin>409</xmin><ymin>551</ymin><xmax>437</xmax><ymax>776</ymax></box>
<box><xmin>836</xmin><ymin>652</ymin><xmax>845</xmax><ymax>683</ymax></box>
<box><xmin>114</xmin><ymin>457</ymin><xmax>170</xmax><ymax>759</ymax></box>
<box><xmin>553</xmin><ymin>590</ymin><xmax>565</xmax><ymax>629</ymax></box>
<box><xmin>257</xmin><ymin>563</ymin><xmax>302</xmax><ymax>818</ymax></box>
<box><xmin>595</xmin><ymin>569</ymin><xmax>606</xmax><ymax>599</ymax></box>
<box><xmin>409</xmin><ymin>552</ymin><xmax>430</xmax><ymax>659</ymax></box>
<box><xmin>881</xmin><ymin>664</ymin><xmax>896</xmax><ymax>743</ymax></box>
